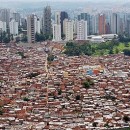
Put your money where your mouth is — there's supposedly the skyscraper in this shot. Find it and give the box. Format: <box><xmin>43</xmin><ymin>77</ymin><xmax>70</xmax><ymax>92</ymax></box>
<box><xmin>98</xmin><ymin>14</ymin><xmax>106</xmax><ymax>35</ymax></box>
<box><xmin>77</xmin><ymin>20</ymin><xmax>87</xmax><ymax>40</ymax></box>
<box><xmin>43</xmin><ymin>6</ymin><xmax>52</xmax><ymax>35</ymax></box>
<box><xmin>27</xmin><ymin>14</ymin><xmax>35</xmax><ymax>43</ymax></box>
<box><xmin>78</xmin><ymin>13</ymin><xmax>90</xmax><ymax>35</ymax></box>
<box><xmin>63</xmin><ymin>19</ymin><xmax>74</xmax><ymax>41</ymax></box>
<box><xmin>9</xmin><ymin>19</ymin><xmax>18</xmax><ymax>36</ymax></box>
<box><xmin>110</xmin><ymin>13</ymin><xmax>121</xmax><ymax>34</ymax></box>
<box><xmin>0</xmin><ymin>9</ymin><xmax>10</xmax><ymax>27</ymax></box>
<box><xmin>55</xmin><ymin>12</ymin><xmax>61</xmax><ymax>25</ymax></box>
<box><xmin>12</xmin><ymin>12</ymin><xmax>21</xmax><ymax>26</ymax></box>
<box><xmin>60</xmin><ymin>11</ymin><xmax>68</xmax><ymax>34</ymax></box>
<box><xmin>34</xmin><ymin>15</ymin><xmax>41</xmax><ymax>34</ymax></box>
<box><xmin>53</xmin><ymin>12</ymin><xmax>61</xmax><ymax>41</ymax></box>
<box><xmin>53</xmin><ymin>24</ymin><xmax>61</xmax><ymax>41</ymax></box>
<box><xmin>91</xmin><ymin>15</ymin><xmax>99</xmax><ymax>35</ymax></box>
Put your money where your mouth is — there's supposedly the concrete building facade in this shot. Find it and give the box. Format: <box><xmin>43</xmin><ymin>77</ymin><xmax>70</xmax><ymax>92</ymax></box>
<box><xmin>0</xmin><ymin>21</ymin><xmax>6</xmax><ymax>32</ymax></box>
<box><xmin>63</xmin><ymin>19</ymin><xmax>73</xmax><ymax>41</ymax></box>
<box><xmin>98</xmin><ymin>14</ymin><xmax>106</xmax><ymax>35</ymax></box>
<box><xmin>43</xmin><ymin>6</ymin><xmax>52</xmax><ymax>35</ymax></box>
<box><xmin>27</xmin><ymin>14</ymin><xmax>35</xmax><ymax>43</ymax></box>
<box><xmin>53</xmin><ymin>24</ymin><xmax>61</xmax><ymax>41</ymax></box>
<box><xmin>9</xmin><ymin>19</ymin><xmax>18</xmax><ymax>35</ymax></box>
<box><xmin>77</xmin><ymin>20</ymin><xmax>87</xmax><ymax>40</ymax></box>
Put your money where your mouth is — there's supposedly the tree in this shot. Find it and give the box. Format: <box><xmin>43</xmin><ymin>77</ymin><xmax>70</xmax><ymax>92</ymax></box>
<box><xmin>58</xmin><ymin>89</ymin><xmax>62</xmax><ymax>95</ymax></box>
<box><xmin>100</xmin><ymin>50</ymin><xmax>104</xmax><ymax>56</ymax></box>
<box><xmin>10</xmin><ymin>34</ymin><xmax>14</xmax><ymax>41</ymax></box>
<box><xmin>123</xmin><ymin>115</ymin><xmax>129</xmax><ymax>123</ymax></box>
<box><xmin>109</xmin><ymin>49</ymin><xmax>114</xmax><ymax>55</ymax></box>
<box><xmin>21</xmin><ymin>35</ymin><xmax>27</xmax><ymax>42</ymax></box>
<box><xmin>125</xmin><ymin>42</ymin><xmax>129</xmax><ymax>47</ymax></box>
<box><xmin>23</xmin><ymin>97</ymin><xmax>30</xmax><ymax>102</ymax></box>
<box><xmin>65</xmin><ymin>42</ymin><xmax>92</xmax><ymax>56</ymax></box>
<box><xmin>35</xmin><ymin>33</ymin><xmax>45</xmax><ymax>42</ymax></box>
<box><xmin>93</xmin><ymin>122</ymin><xmax>98</xmax><ymax>127</ymax></box>
<box><xmin>0</xmin><ymin>109</ymin><xmax>3</xmax><ymax>115</ymax></box>
<box><xmin>3</xmin><ymin>37</ymin><xmax>10</xmax><ymax>43</ymax></box>
<box><xmin>123</xmin><ymin>49</ymin><xmax>130</xmax><ymax>56</ymax></box>
<box><xmin>61</xmin><ymin>33</ymin><xmax>65</xmax><ymax>40</ymax></box>
<box><xmin>83</xmin><ymin>79</ymin><xmax>94</xmax><ymax>89</ymax></box>
<box><xmin>47</xmin><ymin>55</ymin><xmax>55</xmax><ymax>62</ymax></box>
<box><xmin>17</xmin><ymin>52</ymin><xmax>26</xmax><ymax>59</ymax></box>
<box><xmin>115</xmin><ymin>48</ymin><xmax>119</xmax><ymax>54</ymax></box>
<box><xmin>16</xmin><ymin>36</ymin><xmax>20</xmax><ymax>43</ymax></box>
<box><xmin>76</xmin><ymin>95</ymin><xmax>80</xmax><ymax>100</ymax></box>
<box><xmin>83</xmin><ymin>81</ymin><xmax>90</xmax><ymax>89</ymax></box>
<box><xmin>104</xmin><ymin>123</ymin><xmax>110</xmax><ymax>128</ymax></box>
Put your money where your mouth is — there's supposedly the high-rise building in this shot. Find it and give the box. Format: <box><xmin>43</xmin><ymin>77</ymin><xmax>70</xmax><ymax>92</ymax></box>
<box><xmin>105</xmin><ymin>23</ymin><xmax>111</xmax><ymax>34</ymax></box>
<box><xmin>104</xmin><ymin>12</ymin><xmax>111</xmax><ymax>34</ymax></box>
<box><xmin>53</xmin><ymin>12</ymin><xmax>62</xmax><ymax>41</ymax></box>
<box><xmin>21</xmin><ymin>18</ymin><xmax>27</xmax><ymax>30</ymax></box>
<box><xmin>110</xmin><ymin>13</ymin><xmax>121</xmax><ymax>34</ymax></box>
<box><xmin>0</xmin><ymin>9</ymin><xmax>10</xmax><ymax>27</ymax></box>
<box><xmin>9</xmin><ymin>19</ymin><xmax>18</xmax><ymax>35</ymax></box>
<box><xmin>98</xmin><ymin>14</ymin><xmax>106</xmax><ymax>35</ymax></box>
<box><xmin>12</xmin><ymin>12</ymin><xmax>21</xmax><ymax>26</ymax></box>
<box><xmin>53</xmin><ymin>24</ymin><xmax>61</xmax><ymax>41</ymax></box>
<box><xmin>91</xmin><ymin>15</ymin><xmax>98</xmax><ymax>35</ymax></box>
<box><xmin>73</xmin><ymin>19</ymin><xmax>78</xmax><ymax>35</ymax></box>
<box><xmin>78</xmin><ymin>13</ymin><xmax>90</xmax><ymax>35</ymax></box>
<box><xmin>77</xmin><ymin>20</ymin><xmax>87</xmax><ymax>40</ymax></box>
<box><xmin>0</xmin><ymin>21</ymin><xmax>6</xmax><ymax>32</ymax></box>
<box><xmin>60</xmin><ymin>11</ymin><xmax>68</xmax><ymax>34</ymax></box>
<box><xmin>27</xmin><ymin>14</ymin><xmax>35</xmax><ymax>43</ymax></box>
<box><xmin>34</xmin><ymin>15</ymin><xmax>40</xmax><ymax>34</ymax></box>
<box><xmin>63</xmin><ymin>19</ymin><xmax>73</xmax><ymax>41</ymax></box>
<box><xmin>55</xmin><ymin>12</ymin><xmax>61</xmax><ymax>25</ymax></box>
<box><xmin>43</xmin><ymin>6</ymin><xmax>52</xmax><ymax>35</ymax></box>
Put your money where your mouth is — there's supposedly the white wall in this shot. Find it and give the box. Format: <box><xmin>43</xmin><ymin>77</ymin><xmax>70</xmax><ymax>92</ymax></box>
<box><xmin>9</xmin><ymin>19</ymin><xmax>18</xmax><ymax>35</ymax></box>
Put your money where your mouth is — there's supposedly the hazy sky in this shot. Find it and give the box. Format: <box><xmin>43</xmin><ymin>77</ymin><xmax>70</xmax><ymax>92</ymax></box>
<box><xmin>0</xmin><ymin>0</ymin><xmax>129</xmax><ymax>2</ymax></box>
<box><xmin>0</xmin><ymin>0</ymin><xmax>129</xmax><ymax>5</ymax></box>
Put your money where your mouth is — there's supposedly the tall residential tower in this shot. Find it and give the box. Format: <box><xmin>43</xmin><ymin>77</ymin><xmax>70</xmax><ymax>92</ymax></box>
<box><xmin>43</xmin><ymin>6</ymin><xmax>52</xmax><ymax>35</ymax></box>
<box><xmin>27</xmin><ymin>14</ymin><xmax>35</xmax><ymax>43</ymax></box>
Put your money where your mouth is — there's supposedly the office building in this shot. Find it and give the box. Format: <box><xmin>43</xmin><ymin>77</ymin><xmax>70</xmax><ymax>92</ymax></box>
<box><xmin>105</xmin><ymin>23</ymin><xmax>111</xmax><ymax>34</ymax></box>
<box><xmin>110</xmin><ymin>13</ymin><xmax>121</xmax><ymax>34</ymax></box>
<box><xmin>98</xmin><ymin>14</ymin><xmax>106</xmax><ymax>35</ymax></box>
<box><xmin>43</xmin><ymin>6</ymin><xmax>52</xmax><ymax>35</ymax></box>
<box><xmin>55</xmin><ymin>12</ymin><xmax>61</xmax><ymax>25</ymax></box>
<box><xmin>34</xmin><ymin>15</ymin><xmax>40</xmax><ymax>34</ymax></box>
<box><xmin>63</xmin><ymin>19</ymin><xmax>73</xmax><ymax>41</ymax></box>
<box><xmin>53</xmin><ymin>24</ymin><xmax>61</xmax><ymax>41</ymax></box>
<box><xmin>60</xmin><ymin>11</ymin><xmax>68</xmax><ymax>34</ymax></box>
<box><xmin>27</xmin><ymin>14</ymin><xmax>35</xmax><ymax>43</ymax></box>
<box><xmin>0</xmin><ymin>9</ymin><xmax>10</xmax><ymax>27</ymax></box>
<box><xmin>73</xmin><ymin>19</ymin><xmax>78</xmax><ymax>35</ymax></box>
<box><xmin>21</xmin><ymin>18</ymin><xmax>27</xmax><ymax>30</ymax></box>
<box><xmin>91</xmin><ymin>15</ymin><xmax>99</xmax><ymax>35</ymax></box>
<box><xmin>9</xmin><ymin>19</ymin><xmax>18</xmax><ymax>35</ymax></box>
<box><xmin>78</xmin><ymin>13</ymin><xmax>90</xmax><ymax>35</ymax></box>
<box><xmin>12</xmin><ymin>12</ymin><xmax>21</xmax><ymax>26</ymax></box>
<box><xmin>53</xmin><ymin>12</ymin><xmax>62</xmax><ymax>41</ymax></box>
<box><xmin>77</xmin><ymin>20</ymin><xmax>87</xmax><ymax>40</ymax></box>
